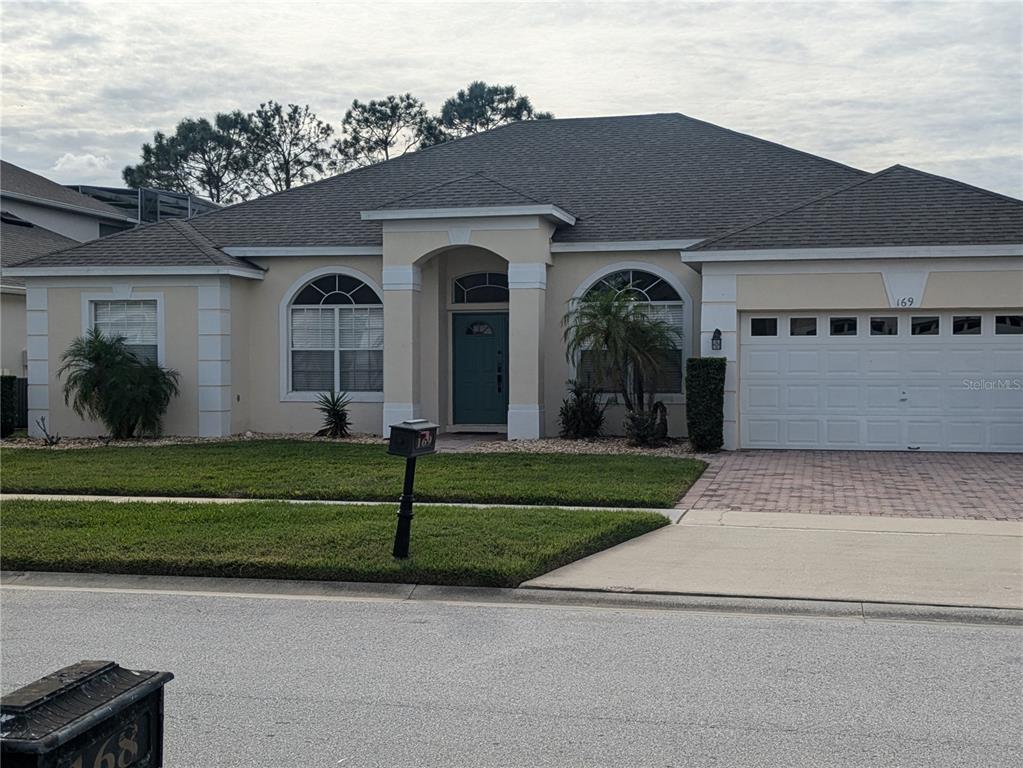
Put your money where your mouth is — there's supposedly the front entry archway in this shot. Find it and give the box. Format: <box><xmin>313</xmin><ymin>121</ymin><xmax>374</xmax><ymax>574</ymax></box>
<box><xmin>452</xmin><ymin>312</ymin><xmax>509</xmax><ymax>425</ymax></box>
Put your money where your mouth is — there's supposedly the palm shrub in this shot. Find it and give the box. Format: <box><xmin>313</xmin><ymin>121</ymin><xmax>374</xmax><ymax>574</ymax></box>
<box><xmin>563</xmin><ymin>289</ymin><xmax>679</xmax><ymax>446</ymax></box>
<box><xmin>58</xmin><ymin>328</ymin><xmax>180</xmax><ymax>439</ymax></box>
<box><xmin>558</xmin><ymin>380</ymin><xmax>607</xmax><ymax>439</ymax></box>
<box><xmin>315</xmin><ymin>391</ymin><xmax>351</xmax><ymax>438</ymax></box>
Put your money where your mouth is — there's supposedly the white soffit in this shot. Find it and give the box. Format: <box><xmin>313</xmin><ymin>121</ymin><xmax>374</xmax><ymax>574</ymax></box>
<box><xmin>361</xmin><ymin>204</ymin><xmax>576</xmax><ymax>226</ymax></box>
<box><xmin>681</xmin><ymin>244</ymin><xmax>1023</xmax><ymax>263</ymax></box>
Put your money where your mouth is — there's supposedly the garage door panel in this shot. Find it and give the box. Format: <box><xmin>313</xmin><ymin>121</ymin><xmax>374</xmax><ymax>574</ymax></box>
<box><xmin>739</xmin><ymin>309</ymin><xmax>1023</xmax><ymax>452</ymax></box>
<box><xmin>826</xmin><ymin>350</ymin><xmax>859</xmax><ymax>374</ymax></box>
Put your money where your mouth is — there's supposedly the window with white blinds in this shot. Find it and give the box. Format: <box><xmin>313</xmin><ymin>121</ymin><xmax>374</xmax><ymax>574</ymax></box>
<box><xmin>289</xmin><ymin>275</ymin><xmax>383</xmax><ymax>393</ymax></box>
<box><xmin>578</xmin><ymin>269</ymin><xmax>686</xmax><ymax>395</ymax></box>
<box><xmin>91</xmin><ymin>300</ymin><xmax>159</xmax><ymax>363</ymax></box>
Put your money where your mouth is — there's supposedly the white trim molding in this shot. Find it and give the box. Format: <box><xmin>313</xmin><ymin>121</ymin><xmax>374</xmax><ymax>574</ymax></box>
<box><xmin>197</xmin><ymin>280</ymin><xmax>233</xmax><ymax>437</ymax></box>
<box><xmin>6</xmin><ymin>266</ymin><xmax>265</xmax><ymax>280</ymax></box>
<box><xmin>25</xmin><ymin>286</ymin><xmax>49</xmax><ymax>438</ymax></box>
<box><xmin>383</xmin><ymin>402</ymin><xmax>420</xmax><ymax>436</ymax></box>
<box><xmin>223</xmin><ymin>245</ymin><xmax>383</xmax><ymax>258</ymax></box>
<box><xmin>507</xmin><ymin>404</ymin><xmax>544</xmax><ymax>440</ymax></box>
<box><xmin>552</xmin><ymin>239</ymin><xmax>703</xmax><ymax>253</ymax></box>
<box><xmin>362</xmin><ymin>204</ymin><xmax>576</xmax><ymax>226</ymax></box>
<box><xmin>682</xmin><ymin>243</ymin><xmax>1023</xmax><ymax>263</ymax></box>
<box><xmin>382</xmin><ymin>265</ymin><xmax>422</xmax><ymax>292</ymax></box>
<box><xmin>278</xmin><ymin>265</ymin><xmax>385</xmax><ymax>403</ymax></box>
<box><xmin>507</xmin><ymin>262</ymin><xmax>548</xmax><ymax>290</ymax></box>
<box><xmin>80</xmin><ymin>288</ymin><xmax>167</xmax><ymax>367</ymax></box>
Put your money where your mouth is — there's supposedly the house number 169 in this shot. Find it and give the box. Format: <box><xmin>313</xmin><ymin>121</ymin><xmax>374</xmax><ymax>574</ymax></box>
<box><xmin>895</xmin><ymin>296</ymin><xmax>915</xmax><ymax>307</ymax></box>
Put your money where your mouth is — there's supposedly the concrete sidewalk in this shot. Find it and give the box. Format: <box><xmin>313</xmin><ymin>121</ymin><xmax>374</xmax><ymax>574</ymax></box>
<box><xmin>523</xmin><ymin>510</ymin><xmax>1023</xmax><ymax>609</ymax></box>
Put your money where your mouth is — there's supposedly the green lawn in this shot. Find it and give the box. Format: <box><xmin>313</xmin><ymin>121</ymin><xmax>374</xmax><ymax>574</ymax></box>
<box><xmin>0</xmin><ymin>499</ymin><xmax>668</xmax><ymax>587</ymax></box>
<box><xmin>0</xmin><ymin>441</ymin><xmax>704</xmax><ymax>508</ymax></box>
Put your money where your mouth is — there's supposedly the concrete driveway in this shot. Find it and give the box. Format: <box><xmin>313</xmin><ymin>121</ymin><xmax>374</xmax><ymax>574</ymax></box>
<box><xmin>678</xmin><ymin>450</ymin><xmax>1022</xmax><ymax>521</ymax></box>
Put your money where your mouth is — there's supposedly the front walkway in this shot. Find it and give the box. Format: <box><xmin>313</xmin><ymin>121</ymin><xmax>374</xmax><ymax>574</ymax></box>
<box><xmin>677</xmin><ymin>450</ymin><xmax>1022</xmax><ymax>520</ymax></box>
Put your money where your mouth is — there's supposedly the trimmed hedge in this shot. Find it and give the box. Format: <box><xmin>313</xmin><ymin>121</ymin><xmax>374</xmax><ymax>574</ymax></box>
<box><xmin>0</xmin><ymin>375</ymin><xmax>16</xmax><ymax>438</ymax></box>
<box><xmin>685</xmin><ymin>357</ymin><xmax>726</xmax><ymax>451</ymax></box>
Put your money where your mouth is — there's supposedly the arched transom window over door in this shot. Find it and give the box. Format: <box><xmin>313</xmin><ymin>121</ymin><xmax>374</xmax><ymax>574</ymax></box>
<box><xmin>289</xmin><ymin>274</ymin><xmax>383</xmax><ymax>392</ymax></box>
<box><xmin>581</xmin><ymin>269</ymin><xmax>686</xmax><ymax>394</ymax></box>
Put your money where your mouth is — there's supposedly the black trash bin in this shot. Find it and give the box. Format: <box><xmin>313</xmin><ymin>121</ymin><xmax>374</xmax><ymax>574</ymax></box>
<box><xmin>1</xmin><ymin>660</ymin><xmax>173</xmax><ymax>768</ymax></box>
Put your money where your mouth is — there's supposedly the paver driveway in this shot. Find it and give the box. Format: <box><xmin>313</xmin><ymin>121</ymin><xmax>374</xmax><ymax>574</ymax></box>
<box><xmin>678</xmin><ymin>451</ymin><xmax>1022</xmax><ymax>520</ymax></box>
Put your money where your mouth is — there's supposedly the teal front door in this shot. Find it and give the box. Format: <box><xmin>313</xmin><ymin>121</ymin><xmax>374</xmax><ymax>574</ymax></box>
<box><xmin>452</xmin><ymin>313</ymin><xmax>509</xmax><ymax>424</ymax></box>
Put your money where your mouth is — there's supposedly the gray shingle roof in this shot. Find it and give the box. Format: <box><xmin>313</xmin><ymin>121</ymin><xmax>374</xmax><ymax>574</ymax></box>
<box><xmin>184</xmin><ymin>112</ymin><xmax>867</xmax><ymax>248</ymax></box>
<box><xmin>1</xmin><ymin>211</ymin><xmax>80</xmax><ymax>287</ymax></box>
<box><xmin>17</xmin><ymin>218</ymin><xmax>259</xmax><ymax>270</ymax></box>
<box><xmin>377</xmin><ymin>172</ymin><xmax>546</xmax><ymax>209</ymax></box>
<box><xmin>687</xmin><ymin>165</ymin><xmax>1023</xmax><ymax>251</ymax></box>
<box><xmin>0</xmin><ymin>161</ymin><xmax>131</xmax><ymax>219</ymax></box>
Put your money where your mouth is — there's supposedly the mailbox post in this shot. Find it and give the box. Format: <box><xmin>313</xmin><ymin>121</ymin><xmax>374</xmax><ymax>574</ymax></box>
<box><xmin>1</xmin><ymin>660</ymin><xmax>173</xmax><ymax>768</ymax></box>
<box><xmin>387</xmin><ymin>419</ymin><xmax>438</xmax><ymax>558</ymax></box>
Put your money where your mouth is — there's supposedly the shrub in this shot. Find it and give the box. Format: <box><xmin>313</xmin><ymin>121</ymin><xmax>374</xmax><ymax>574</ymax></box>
<box><xmin>685</xmin><ymin>357</ymin><xmax>726</xmax><ymax>451</ymax></box>
<box><xmin>58</xmin><ymin>328</ymin><xmax>180</xmax><ymax>439</ymax></box>
<box><xmin>315</xmin><ymin>391</ymin><xmax>351</xmax><ymax>438</ymax></box>
<box><xmin>558</xmin><ymin>380</ymin><xmax>607</xmax><ymax>439</ymax></box>
<box><xmin>624</xmin><ymin>401</ymin><xmax>668</xmax><ymax>447</ymax></box>
<box><xmin>1</xmin><ymin>375</ymin><xmax>16</xmax><ymax>438</ymax></box>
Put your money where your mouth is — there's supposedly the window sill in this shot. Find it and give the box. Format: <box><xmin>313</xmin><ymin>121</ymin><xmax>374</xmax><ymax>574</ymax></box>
<box><xmin>596</xmin><ymin>393</ymin><xmax>686</xmax><ymax>406</ymax></box>
<box><xmin>282</xmin><ymin>391</ymin><xmax>384</xmax><ymax>403</ymax></box>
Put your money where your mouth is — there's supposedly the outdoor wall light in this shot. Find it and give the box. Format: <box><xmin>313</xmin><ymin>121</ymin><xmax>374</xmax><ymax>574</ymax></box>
<box><xmin>712</xmin><ymin>328</ymin><xmax>722</xmax><ymax>351</ymax></box>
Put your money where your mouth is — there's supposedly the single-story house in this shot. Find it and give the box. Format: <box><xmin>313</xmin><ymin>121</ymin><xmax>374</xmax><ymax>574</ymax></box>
<box><xmin>7</xmin><ymin>114</ymin><xmax>1022</xmax><ymax>451</ymax></box>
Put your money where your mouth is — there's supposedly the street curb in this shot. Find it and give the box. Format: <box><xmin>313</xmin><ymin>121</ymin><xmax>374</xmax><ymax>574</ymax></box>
<box><xmin>3</xmin><ymin>571</ymin><xmax>1020</xmax><ymax>626</ymax></box>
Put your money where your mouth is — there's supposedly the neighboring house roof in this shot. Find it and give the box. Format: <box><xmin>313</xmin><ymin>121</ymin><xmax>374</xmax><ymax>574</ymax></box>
<box><xmin>687</xmin><ymin>165</ymin><xmax>1023</xmax><ymax>251</ymax></box>
<box><xmin>0</xmin><ymin>210</ymin><xmax>79</xmax><ymax>288</ymax></box>
<box><xmin>377</xmin><ymin>172</ymin><xmax>548</xmax><ymax>209</ymax></box>
<box><xmin>0</xmin><ymin>161</ymin><xmax>135</xmax><ymax>222</ymax></box>
<box><xmin>13</xmin><ymin>218</ymin><xmax>261</xmax><ymax>274</ymax></box>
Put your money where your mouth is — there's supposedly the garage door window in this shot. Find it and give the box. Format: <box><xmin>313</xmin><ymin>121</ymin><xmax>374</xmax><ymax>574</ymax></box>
<box><xmin>953</xmin><ymin>316</ymin><xmax>982</xmax><ymax>335</ymax></box>
<box><xmin>751</xmin><ymin>318</ymin><xmax>777</xmax><ymax>336</ymax></box>
<box><xmin>870</xmin><ymin>317</ymin><xmax>898</xmax><ymax>336</ymax></box>
<box><xmin>995</xmin><ymin>315</ymin><xmax>1023</xmax><ymax>334</ymax></box>
<box><xmin>911</xmin><ymin>316</ymin><xmax>940</xmax><ymax>335</ymax></box>
<box><xmin>829</xmin><ymin>317</ymin><xmax>857</xmax><ymax>336</ymax></box>
<box><xmin>789</xmin><ymin>318</ymin><xmax>816</xmax><ymax>336</ymax></box>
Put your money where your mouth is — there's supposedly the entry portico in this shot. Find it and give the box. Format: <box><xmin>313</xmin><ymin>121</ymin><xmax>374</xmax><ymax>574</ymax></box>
<box><xmin>370</xmin><ymin>200</ymin><xmax>572</xmax><ymax>438</ymax></box>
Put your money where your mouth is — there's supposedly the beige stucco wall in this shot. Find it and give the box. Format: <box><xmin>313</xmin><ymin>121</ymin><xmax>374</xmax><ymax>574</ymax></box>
<box><xmin>737</xmin><ymin>273</ymin><xmax>889</xmax><ymax>310</ymax></box>
<box><xmin>543</xmin><ymin>251</ymin><xmax>702</xmax><ymax>437</ymax></box>
<box><xmin>43</xmin><ymin>281</ymin><xmax>199</xmax><ymax>436</ymax></box>
<box><xmin>239</xmin><ymin>256</ymin><xmax>384</xmax><ymax>435</ymax></box>
<box><xmin>922</xmin><ymin>269</ymin><xmax>1023</xmax><ymax>308</ymax></box>
<box><xmin>1</xmin><ymin>291</ymin><xmax>26</xmax><ymax>376</ymax></box>
<box><xmin>1</xmin><ymin>199</ymin><xmax>100</xmax><ymax>242</ymax></box>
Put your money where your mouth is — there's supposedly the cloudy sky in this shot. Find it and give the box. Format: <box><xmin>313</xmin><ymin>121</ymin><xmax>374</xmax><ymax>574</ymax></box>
<box><xmin>2</xmin><ymin>0</ymin><xmax>1021</xmax><ymax>196</ymax></box>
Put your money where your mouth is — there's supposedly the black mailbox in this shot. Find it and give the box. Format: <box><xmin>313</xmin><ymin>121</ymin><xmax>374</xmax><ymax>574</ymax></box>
<box><xmin>1</xmin><ymin>660</ymin><xmax>173</xmax><ymax>768</ymax></box>
<box><xmin>387</xmin><ymin>419</ymin><xmax>439</xmax><ymax>458</ymax></box>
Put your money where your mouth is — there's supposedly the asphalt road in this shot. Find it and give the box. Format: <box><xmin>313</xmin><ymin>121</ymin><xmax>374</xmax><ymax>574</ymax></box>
<box><xmin>1</xmin><ymin>587</ymin><xmax>1020</xmax><ymax>767</ymax></box>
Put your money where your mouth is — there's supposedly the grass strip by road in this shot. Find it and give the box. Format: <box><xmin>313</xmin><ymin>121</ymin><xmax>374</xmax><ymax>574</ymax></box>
<box><xmin>0</xmin><ymin>441</ymin><xmax>705</xmax><ymax>508</ymax></box>
<box><xmin>0</xmin><ymin>499</ymin><xmax>668</xmax><ymax>588</ymax></box>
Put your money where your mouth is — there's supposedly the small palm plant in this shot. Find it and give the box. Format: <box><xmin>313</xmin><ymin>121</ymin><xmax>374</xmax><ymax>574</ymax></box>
<box><xmin>58</xmin><ymin>328</ymin><xmax>180</xmax><ymax>439</ymax></box>
<box><xmin>315</xmin><ymin>391</ymin><xmax>352</xmax><ymax>438</ymax></box>
<box><xmin>563</xmin><ymin>289</ymin><xmax>679</xmax><ymax>445</ymax></box>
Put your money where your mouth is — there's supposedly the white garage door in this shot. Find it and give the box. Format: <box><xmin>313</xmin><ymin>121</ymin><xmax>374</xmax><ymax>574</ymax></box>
<box><xmin>739</xmin><ymin>311</ymin><xmax>1023</xmax><ymax>452</ymax></box>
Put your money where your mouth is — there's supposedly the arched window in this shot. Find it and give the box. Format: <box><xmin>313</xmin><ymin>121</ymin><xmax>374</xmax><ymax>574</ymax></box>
<box><xmin>289</xmin><ymin>274</ymin><xmax>383</xmax><ymax>392</ymax></box>
<box><xmin>580</xmin><ymin>269</ymin><xmax>686</xmax><ymax>393</ymax></box>
<box><xmin>453</xmin><ymin>272</ymin><xmax>508</xmax><ymax>303</ymax></box>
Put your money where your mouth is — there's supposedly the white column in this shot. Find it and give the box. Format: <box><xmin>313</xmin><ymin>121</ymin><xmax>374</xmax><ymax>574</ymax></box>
<box><xmin>700</xmin><ymin>269</ymin><xmax>738</xmax><ymax>450</ymax></box>
<box><xmin>507</xmin><ymin>262</ymin><xmax>547</xmax><ymax>440</ymax></box>
<box><xmin>25</xmin><ymin>286</ymin><xmax>49</xmax><ymax>437</ymax></box>
<box><xmin>382</xmin><ymin>265</ymin><xmax>421</xmax><ymax>435</ymax></box>
<box><xmin>197</xmin><ymin>279</ymin><xmax>232</xmax><ymax>437</ymax></box>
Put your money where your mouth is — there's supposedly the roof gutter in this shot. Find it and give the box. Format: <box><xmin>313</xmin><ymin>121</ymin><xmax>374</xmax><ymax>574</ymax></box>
<box><xmin>361</xmin><ymin>204</ymin><xmax>576</xmax><ymax>226</ymax></box>
<box><xmin>4</xmin><ymin>265</ymin><xmax>265</xmax><ymax>280</ymax></box>
<box><xmin>681</xmin><ymin>243</ymin><xmax>1023</xmax><ymax>263</ymax></box>
<box><xmin>1</xmin><ymin>190</ymin><xmax>138</xmax><ymax>223</ymax></box>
